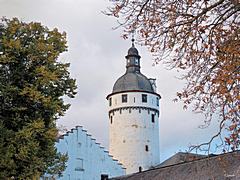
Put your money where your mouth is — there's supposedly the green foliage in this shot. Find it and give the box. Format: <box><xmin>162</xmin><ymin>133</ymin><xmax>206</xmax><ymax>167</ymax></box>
<box><xmin>0</xmin><ymin>17</ymin><xmax>77</xmax><ymax>179</ymax></box>
<box><xmin>46</xmin><ymin>152</ymin><xmax>68</xmax><ymax>179</ymax></box>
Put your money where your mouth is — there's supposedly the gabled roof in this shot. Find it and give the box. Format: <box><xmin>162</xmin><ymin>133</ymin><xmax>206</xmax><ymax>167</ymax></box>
<box><xmin>111</xmin><ymin>151</ymin><xmax>240</xmax><ymax>180</ymax></box>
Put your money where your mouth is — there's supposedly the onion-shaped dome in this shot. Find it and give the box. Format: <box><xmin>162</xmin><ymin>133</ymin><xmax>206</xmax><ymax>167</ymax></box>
<box><xmin>127</xmin><ymin>46</ymin><xmax>139</xmax><ymax>57</ymax></box>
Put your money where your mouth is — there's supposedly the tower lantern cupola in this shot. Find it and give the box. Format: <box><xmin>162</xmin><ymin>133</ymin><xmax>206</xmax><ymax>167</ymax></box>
<box><xmin>125</xmin><ymin>39</ymin><xmax>141</xmax><ymax>73</ymax></box>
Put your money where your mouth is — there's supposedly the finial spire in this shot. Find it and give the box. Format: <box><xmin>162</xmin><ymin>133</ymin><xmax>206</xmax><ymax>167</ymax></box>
<box><xmin>131</xmin><ymin>30</ymin><xmax>135</xmax><ymax>47</ymax></box>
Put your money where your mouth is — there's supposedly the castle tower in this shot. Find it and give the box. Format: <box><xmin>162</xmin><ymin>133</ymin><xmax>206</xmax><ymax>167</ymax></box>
<box><xmin>107</xmin><ymin>40</ymin><xmax>161</xmax><ymax>174</ymax></box>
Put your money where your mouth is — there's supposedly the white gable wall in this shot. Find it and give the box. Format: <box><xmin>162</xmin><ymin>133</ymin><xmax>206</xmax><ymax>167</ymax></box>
<box><xmin>56</xmin><ymin>126</ymin><xmax>125</xmax><ymax>180</ymax></box>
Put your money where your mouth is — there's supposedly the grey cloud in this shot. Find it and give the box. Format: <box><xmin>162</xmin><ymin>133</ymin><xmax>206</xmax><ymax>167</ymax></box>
<box><xmin>0</xmin><ymin>0</ymin><xmax>220</xmax><ymax>161</ymax></box>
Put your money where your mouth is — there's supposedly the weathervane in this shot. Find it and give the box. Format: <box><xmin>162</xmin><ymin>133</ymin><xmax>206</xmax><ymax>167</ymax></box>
<box><xmin>131</xmin><ymin>29</ymin><xmax>135</xmax><ymax>47</ymax></box>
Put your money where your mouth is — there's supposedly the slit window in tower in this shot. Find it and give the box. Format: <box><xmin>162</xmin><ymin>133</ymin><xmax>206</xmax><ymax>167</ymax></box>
<box><xmin>151</xmin><ymin>114</ymin><xmax>155</xmax><ymax>123</ymax></box>
<box><xmin>139</xmin><ymin>166</ymin><xmax>142</xmax><ymax>172</ymax></box>
<box><xmin>122</xmin><ymin>94</ymin><xmax>128</xmax><ymax>103</ymax></box>
<box><xmin>142</xmin><ymin>94</ymin><xmax>147</xmax><ymax>103</ymax></box>
<box><xmin>109</xmin><ymin>97</ymin><xmax>112</xmax><ymax>106</ymax></box>
<box><xmin>145</xmin><ymin>145</ymin><xmax>149</xmax><ymax>152</ymax></box>
<box><xmin>110</xmin><ymin>116</ymin><xmax>113</xmax><ymax>124</ymax></box>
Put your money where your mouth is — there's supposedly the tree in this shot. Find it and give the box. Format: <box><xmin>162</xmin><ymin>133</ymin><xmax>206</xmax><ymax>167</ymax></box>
<box><xmin>0</xmin><ymin>18</ymin><xmax>77</xmax><ymax>179</ymax></box>
<box><xmin>106</xmin><ymin>0</ymin><xmax>240</xmax><ymax>151</ymax></box>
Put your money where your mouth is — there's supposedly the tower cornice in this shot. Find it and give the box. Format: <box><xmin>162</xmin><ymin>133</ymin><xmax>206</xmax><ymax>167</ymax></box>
<box><xmin>106</xmin><ymin>90</ymin><xmax>161</xmax><ymax>100</ymax></box>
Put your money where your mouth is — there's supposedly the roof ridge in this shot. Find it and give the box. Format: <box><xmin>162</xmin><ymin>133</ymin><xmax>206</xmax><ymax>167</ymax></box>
<box><xmin>148</xmin><ymin>151</ymin><xmax>240</xmax><ymax>174</ymax></box>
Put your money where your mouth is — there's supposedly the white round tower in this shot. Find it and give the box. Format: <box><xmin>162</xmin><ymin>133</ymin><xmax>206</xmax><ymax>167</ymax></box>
<box><xmin>107</xmin><ymin>41</ymin><xmax>161</xmax><ymax>174</ymax></box>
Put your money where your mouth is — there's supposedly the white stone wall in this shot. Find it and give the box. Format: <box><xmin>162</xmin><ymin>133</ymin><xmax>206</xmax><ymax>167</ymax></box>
<box><xmin>108</xmin><ymin>92</ymin><xmax>160</xmax><ymax>174</ymax></box>
<box><xmin>55</xmin><ymin>126</ymin><xmax>126</xmax><ymax>180</ymax></box>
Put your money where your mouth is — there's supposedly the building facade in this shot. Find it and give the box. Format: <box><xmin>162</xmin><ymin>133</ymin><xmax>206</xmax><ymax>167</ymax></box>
<box><xmin>107</xmin><ymin>41</ymin><xmax>161</xmax><ymax>174</ymax></box>
<box><xmin>53</xmin><ymin>126</ymin><xmax>126</xmax><ymax>180</ymax></box>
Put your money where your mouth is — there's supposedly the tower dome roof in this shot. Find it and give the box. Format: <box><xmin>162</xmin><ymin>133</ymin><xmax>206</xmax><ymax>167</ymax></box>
<box><xmin>112</xmin><ymin>72</ymin><xmax>154</xmax><ymax>93</ymax></box>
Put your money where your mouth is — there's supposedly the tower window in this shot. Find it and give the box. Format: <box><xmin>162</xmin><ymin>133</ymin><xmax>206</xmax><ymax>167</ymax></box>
<box><xmin>135</xmin><ymin>58</ymin><xmax>139</xmax><ymax>65</ymax></box>
<box><xmin>142</xmin><ymin>94</ymin><xmax>147</xmax><ymax>103</ymax></box>
<box><xmin>139</xmin><ymin>166</ymin><xmax>142</xmax><ymax>172</ymax></box>
<box><xmin>110</xmin><ymin>116</ymin><xmax>113</xmax><ymax>124</ymax></box>
<box><xmin>109</xmin><ymin>97</ymin><xmax>112</xmax><ymax>106</ymax></box>
<box><xmin>156</xmin><ymin>97</ymin><xmax>159</xmax><ymax>106</ymax></box>
<box><xmin>151</xmin><ymin>114</ymin><xmax>155</xmax><ymax>123</ymax></box>
<box><xmin>145</xmin><ymin>145</ymin><xmax>149</xmax><ymax>152</ymax></box>
<box><xmin>122</xmin><ymin>94</ymin><xmax>128</xmax><ymax>103</ymax></box>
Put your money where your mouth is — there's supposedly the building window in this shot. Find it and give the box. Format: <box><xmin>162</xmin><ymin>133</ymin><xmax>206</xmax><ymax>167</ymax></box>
<box><xmin>156</xmin><ymin>97</ymin><xmax>159</xmax><ymax>106</ymax></box>
<box><xmin>122</xmin><ymin>94</ymin><xmax>128</xmax><ymax>103</ymax></box>
<box><xmin>109</xmin><ymin>97</ymin><xmax>112</xmax><ymax>106</ymax></box>
<box><xmin>134</xmin><ymin>97</ymin><xmax>136</xmax><ymax>103</ymax></box>
<box><xmin>145</xmin><ymin>145</ymin><xmax>149</xmax><ymax>152</ymax></box>
<box><xmin>110</xmin><ymin>116</ymin><xmax>113</xmax><ymax>124</ymax></box>
<box><xmin>151</xmin><ymin>114</ymin><xmax>155</xmax><ymax>123</ymax></box>
<box><xmin>75</xmin><ymin>158</ymin><xmax>84</xmax><ymax>171</ymax></box>
<box><xmin>101</xmin><ymin>174</ymin><xmax>109</xmax><ymax>180</ymax></box>
<box><xmin>142</xmin><ymin>94</ymin><xmax>147</xmax><ymax>103</ymax></box>
<box><xmin>139</xmin><ymin>166</ymin><xmax>142</xmax><ymax>172</ymax></box>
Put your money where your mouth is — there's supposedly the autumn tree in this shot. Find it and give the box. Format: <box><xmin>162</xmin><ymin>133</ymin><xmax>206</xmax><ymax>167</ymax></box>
<box><xmin>106</xmin><ymin>0</ymin><xmax>240</xmax><ymax>151</ymax></box>
<box><xmin>0</xmin><ymin>18</ymin><xmax>77</xmax><ymax>179</ymax></box>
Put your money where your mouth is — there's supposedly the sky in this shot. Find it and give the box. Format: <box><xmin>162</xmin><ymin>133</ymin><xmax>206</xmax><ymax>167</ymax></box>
<box><xmin>0</xmin><ymin>0</ymin><xmax>221</xmax><ymax>161</ymax></box>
